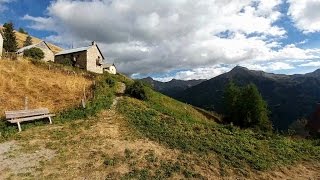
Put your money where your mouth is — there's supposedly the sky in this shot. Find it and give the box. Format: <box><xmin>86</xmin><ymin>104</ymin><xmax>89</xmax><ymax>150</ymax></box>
<box><xmin>1</xmin><ymin>0</ymin><xmax>320</xmax><ymax>82</ymax></box>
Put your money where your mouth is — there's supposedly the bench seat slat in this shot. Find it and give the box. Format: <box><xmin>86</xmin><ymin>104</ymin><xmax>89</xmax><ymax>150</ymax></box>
<box><xmin>5</xmin><ymin>108</ymin><xmax>49</xmax><ymax>119</ymax></box>
<box><xmin>8</xmin><ymin>114</ymin><xmax>55</xmax><ymax>123</ymax></box>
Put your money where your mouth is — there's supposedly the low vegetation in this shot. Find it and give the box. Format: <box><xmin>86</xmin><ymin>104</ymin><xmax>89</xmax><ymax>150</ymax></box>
<box><xmin>125</xmin><ymin>81</ymin><xmax>148</xmax><ymax>100</ymax></box>
<box><xmin>23</xmin><ymin>47</ymin><xmax>44</xmax><ymax>60</ymax></box>
<box><xmin>117</xmin><ymin>83</ymin><xmax>320</xmax><ymax>174</ymax></box>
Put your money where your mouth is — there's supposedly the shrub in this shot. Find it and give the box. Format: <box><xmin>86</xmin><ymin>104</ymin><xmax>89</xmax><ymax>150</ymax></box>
<box><xmin>105</xmin><ymin>77</ymin><xmax>116</xmax><ymax>87</ymax></box>
<box><xmin>23</xmin><ymin>47</ymin><xmax>45</xmax><ymax>60</ymax></box>
<box><xmin>59</xmin><ymin>58</ymin><xmax>73</xmax><ymax>66</ymax></box>
<box><xmin>125</xmin><ymin>81</ymin><xmax>148</xmax><ymax>100</ymax></box>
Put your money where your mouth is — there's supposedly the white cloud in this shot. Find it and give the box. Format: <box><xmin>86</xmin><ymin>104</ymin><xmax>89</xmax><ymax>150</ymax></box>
<box><xmin>153</xmin><ymin>65</ymin><xmax>231</xmax><ymax>82</ymax></box>
<box><xmin>288</xmin><ymin>0</ymin><xmax>320</xmax><ymax>33</ymax></box>
<box><xmin>299</xmin><ymin>61</ymin><xmax>320</xmax><ymax>67</ymax></box>
<box><xmin>22</xmin><ymin>0</ymin><xmax>320</xmax><ymax>78</ymax></box>
<box><xmin>267</xmin><ymin>62</ymin><xmax>294</xmax><ymax>70</ymax></box>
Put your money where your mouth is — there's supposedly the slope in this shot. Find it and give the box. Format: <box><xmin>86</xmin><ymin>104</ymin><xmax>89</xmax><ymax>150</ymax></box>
<box><xmin>0</xmin><ymin>59</ymin><xmax>92</xmax><ymax>116</ymax></box>
<box><xmin>177</xmin><ymin>66</ymin><xmax>320</xmax><ymax>130</ymax></box>
<box><xmin>0</xmin><ymin>67</ymin><xmax>319</xmax><ymax>179</ymax></box>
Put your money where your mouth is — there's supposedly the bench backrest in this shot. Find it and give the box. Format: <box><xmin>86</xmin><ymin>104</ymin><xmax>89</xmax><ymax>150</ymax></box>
<box><xmin>5</xmin><ymin>108</ymin><xmax>50</xmax><ymax>119</ymax></box>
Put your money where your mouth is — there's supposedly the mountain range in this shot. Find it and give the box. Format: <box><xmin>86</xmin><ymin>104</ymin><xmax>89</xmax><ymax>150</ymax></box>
<box><xmin>140</xmin><ymin>77</ymin><xmax>205</xmax><ymax>97</ymax></box>
<box><xmin>142</xmin><ymin>66</ymin><xmax>320</xmax><ymax>130</ymax></box>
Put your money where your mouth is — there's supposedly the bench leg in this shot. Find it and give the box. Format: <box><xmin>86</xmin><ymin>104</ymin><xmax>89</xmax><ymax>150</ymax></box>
<box><xmin>17</xmin><ymin>122</ymin><xmax>22</xmax><ymax>132</ymax></box>
<box><xmin>48</xmin><ymin>116</ymin><xmax>52</xmax><ymax>124</ymax></box>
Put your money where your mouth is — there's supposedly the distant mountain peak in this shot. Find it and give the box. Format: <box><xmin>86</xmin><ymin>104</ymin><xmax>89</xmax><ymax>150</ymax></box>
<box><xmin>231</xmin><ymin>66</ymin><xmax>250</xmax><ymax>72</ymax></box>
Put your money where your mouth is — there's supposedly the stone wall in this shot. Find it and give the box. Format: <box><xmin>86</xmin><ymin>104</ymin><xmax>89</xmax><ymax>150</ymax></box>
<box><xmin>36</xmin><ymin>42</ymin><xmax>54</xmax><ymax>62</ymax></box>
<box><xmin>55</xmin><ymin>51</ymin><xmax>87</xmax><ymax>69</ymax></box>
<box><xmin>86</xmin><ymin>45</ymin><xmax>103</xmax><ymax>74</ymax></box>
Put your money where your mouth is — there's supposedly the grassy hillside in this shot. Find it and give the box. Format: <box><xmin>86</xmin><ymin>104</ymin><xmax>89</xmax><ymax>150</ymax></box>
<box><xmin>0</xmin><ymin>63</ymin><xmax>319</xmax><ymax>179</ymax></box>
<box><xmin>0</xmin><ymin>59</ymin><xmax>92</xmax><ymax>116</ymax></box>
<box><xmin>0</xmin><ymin>26</ymin><xmax>62</xmax><ymax>53</ymax></box>
<box><xmin>117</xmin><ymin>85</ymin><xmax>320</xmax><ymax>176</ymax></box>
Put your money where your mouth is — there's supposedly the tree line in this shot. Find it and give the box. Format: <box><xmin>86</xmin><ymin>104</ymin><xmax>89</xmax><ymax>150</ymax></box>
<box><xmin>1</xmin><ymin>22</ymin><xmax>33</xmax><ymax>52</ymax></box>
<box><xmin>1</xmin><ymin>22</ymin><xmax>44</xmax><ymax>60</ymax></box>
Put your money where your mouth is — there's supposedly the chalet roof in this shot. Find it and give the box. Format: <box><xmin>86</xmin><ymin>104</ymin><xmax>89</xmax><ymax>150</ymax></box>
<box><xmin>102</xmin><ymin>63</ymin><xmax>115</xmax><ymax>68</ymax></box>
<box><xmin>55</xmin><ymin>43</ymin><xmax>105</xmax><ymax>59</ymax></box>
<box><xmin>55</xmin><ymin>46</ymin><xmax>91</xmax><ymax>56</ymax></box>
<box><xmin>17</xmin><ymin>41</ymin><xmax>52</xmax><ymax>53</ymax></box>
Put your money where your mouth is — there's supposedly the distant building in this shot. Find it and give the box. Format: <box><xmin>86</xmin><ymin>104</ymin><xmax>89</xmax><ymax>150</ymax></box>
<box><xmin>55</xmin><ymin>41</ymin><xmax>116</xmax><ymax>74</ymax></box>
<box><xmin>16</xmin><ymin>41</ymin><xmax>55</xmax><ymax>62</ymax></box>
<box><xmin>103</xmin><ymin>63</ymin><xmax>117</xmax><ymax>74</ymax></box>
<box><xmin>0</xmin><ymin>33</ymin><xmax>3</xmax><ymax>59</ymax></box>
<box><xmin>307</xmin><ymin>103</ymin><xmax>320</xmax><ymax>134</ymax></box>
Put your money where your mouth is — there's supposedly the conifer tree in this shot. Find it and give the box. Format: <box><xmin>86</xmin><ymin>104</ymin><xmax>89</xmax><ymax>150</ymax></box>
<box><xmin>3</xmin><ymin>22</ymin><xmax>18</xmax><ymax>52</ymax></box>
<box><xmin>23</xmin><ymin>35</ymin><xmax>33</xmax><ymax>47</ymax></box>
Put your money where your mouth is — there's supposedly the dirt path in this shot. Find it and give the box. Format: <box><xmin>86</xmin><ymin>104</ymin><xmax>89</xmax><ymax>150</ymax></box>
<box><xmin>111</xmin><ymin>82</ymin><xmax>126</xmax><ymax>109</ymax></box>
<box><xmin>0</xmin><ymin>141</ymin><xmax>55</xmax><ymax>177</ymax></box>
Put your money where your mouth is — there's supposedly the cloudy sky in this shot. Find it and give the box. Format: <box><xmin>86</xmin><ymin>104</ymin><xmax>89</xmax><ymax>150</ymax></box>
<box><xmin>1</xmin><ymin>0</ymin><xmax>320</xmax><ymax>81</ymax></box>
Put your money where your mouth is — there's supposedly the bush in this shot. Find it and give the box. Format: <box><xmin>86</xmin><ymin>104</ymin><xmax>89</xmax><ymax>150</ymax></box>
<box><xmin>105</xmin><ymin>77</ymin><xmax>116</xmax><ymax>87</ymax></box>
<box><xmin>23</xmin><ymin>47</ymin><xmax>45</xmax><ymax>60</ymax></box>
<box><xmin>126</xmin><ymin>81</ymin><xmax>148</xmax><ymax>100</ymax></box>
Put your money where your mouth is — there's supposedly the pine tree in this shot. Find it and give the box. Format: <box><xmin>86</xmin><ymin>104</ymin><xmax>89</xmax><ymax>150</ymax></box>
<box><xmin>3</xmin><ymin>22</ymin><xmax>18</xmax><ymax>52</ymax></box>
<box><xmin>23</xmin><ymin>35</ymin><xmax>33</xmax><ymax>47</ymax></box>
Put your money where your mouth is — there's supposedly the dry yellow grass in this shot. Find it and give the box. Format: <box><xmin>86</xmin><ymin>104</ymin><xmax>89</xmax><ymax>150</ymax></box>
<box><xmin>0</xmin><ymin>59</ymin><xmax>92</xmax><ymax>116</ymax></box>
<box><xmin>0</xmin><ymin>26</ymin><xmax>63</xmax><ymax>53</ymax></box>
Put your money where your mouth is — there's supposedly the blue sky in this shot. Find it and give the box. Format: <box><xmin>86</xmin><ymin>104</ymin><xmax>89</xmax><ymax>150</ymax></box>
<box><xmin>1</xmin><ymin>0</ymin><xmax>320</xmax><ymax>81</ymax></box>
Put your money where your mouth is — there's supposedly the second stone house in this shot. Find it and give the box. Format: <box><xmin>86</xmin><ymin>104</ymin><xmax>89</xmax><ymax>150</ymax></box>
<box><xmin>16</xmin><ymin>41</ymin><xmax>55</xmax><ymax>62</ymax></box>
<box><xmin>55</xmin><ymin>41</ymin><xmax>109</xmax><ymax>74</ymax></box>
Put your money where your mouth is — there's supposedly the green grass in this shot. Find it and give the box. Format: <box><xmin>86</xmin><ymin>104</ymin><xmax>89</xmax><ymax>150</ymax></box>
<box><xmin>117</xmin><ymin>86</ymin><xmax>320</xmax><ymax>172</ymax></box>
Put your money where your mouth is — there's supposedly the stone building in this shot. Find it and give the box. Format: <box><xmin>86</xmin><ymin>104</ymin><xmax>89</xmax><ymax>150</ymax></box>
<box><xmin>103</xmin><ymin>63</ymin><xmax>117</xmax><ymax>74</ymax></box>
<box><xmin>55</xmin><ymin>41</ymin><xmax>116</xmax><ymax>74</ymax></box>
<box><xmin>16</xmin><ymin>41</ymin><xmax>55</xmax><ymax>62</ymax></box>
<box><xmin>0</xmin><ymin>33</ymin><xmax>3</xmax><ymax>59</ymax></box>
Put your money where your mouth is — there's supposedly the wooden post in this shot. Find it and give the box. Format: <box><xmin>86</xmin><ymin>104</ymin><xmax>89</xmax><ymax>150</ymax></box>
<box><xmin>24</xmin><ymin>97</ymin><xmax>28</xmax><ymax>110</ymax></box>
<box><xmin>17</xmin><ymin>122</ymin><xmax>22</xmax><ymax>132</ymax></box>
<box><xmin>81</xmin><ymin>99</ymin><xmax>86</xmax><ymax>109</ymax></box>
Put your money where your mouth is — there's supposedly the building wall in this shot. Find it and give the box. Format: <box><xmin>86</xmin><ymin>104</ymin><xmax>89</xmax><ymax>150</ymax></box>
<box><xmin>0</xmin><ymin>33</ymin><xmax>3</xmax><ymax>59</ymax></box>
<box><xmin>35</xmin><ymin>42</ymin><xmax>54</xmax><ymax>62</ymax></box>
<box><xmin>55</xmin><ymin>51</ymin><xmax>87</xmax><ymax>69</ymax></box>
<box><xmin>86</xmin><ymin>45</ymin><xmax>103</xmax><ymax>74</ymax></box>
<box><xmin>104</xmin><ymin>66</ymin><xmax>117</xmax><ymax>74</ymax></box>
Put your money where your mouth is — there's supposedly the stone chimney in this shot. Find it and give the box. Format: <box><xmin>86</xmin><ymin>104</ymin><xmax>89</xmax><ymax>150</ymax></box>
<box><xmin>92</xmin><ymin>41</ymin><xmax>96</xmax><ymax>46</ymax></box>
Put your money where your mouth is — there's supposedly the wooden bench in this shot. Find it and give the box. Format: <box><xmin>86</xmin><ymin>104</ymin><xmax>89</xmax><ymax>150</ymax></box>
<box><xmin>5</xmin><ymin>108</ymin><xmax>55</xmax><ymax>132</ymax></box>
